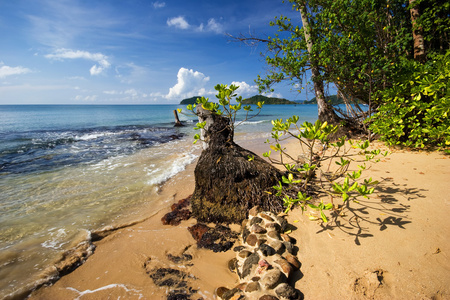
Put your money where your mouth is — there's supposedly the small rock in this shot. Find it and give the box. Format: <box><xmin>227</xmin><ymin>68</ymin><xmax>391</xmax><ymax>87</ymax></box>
<box><xmin>251</xmin><ymin>276</ymin><xmax>261</xmax><ymax>281</ymax></box>
<box><xmin>245</xmin><ymin>281</ymin><xmax>260</xmax><ymax>293</ymax></box>
<box><xmin>167</xmin><ymin>253</ymin><xmax>193</xmax><ymax>264</ymax></box>
<box><xmin>161</xmin><ymin>209</ymin><xmax>191</xmax><ymax>226</ymax></box>
<box><xmin>246</xmin><ymin>234</ymin><xmax>258</xmax><ymax>247</ymax></box>
<box><xmin>216</xmin><ymin>287</ymin><xmax>230</xmax><ymax>298</ymax></box>
<box><xmin>280</xmin><ymin>234</ymin><xmax>291</xmax><ymax>243</ymax></box>
<box><xmin>268</xmin><ymin>231</ymin><xmax>281</xmax><ymax>241</ymax></box>
<box><xmin>260</xmin><ymin>213</ymin><xmax>274</xmax><ymax>222</ymax></box>
<box><xmin>242</xmin><ymin>226</ymin><xmax>251</xmax><ymax>242</ymax></box>
<box><xmin>266</xmin><ymin>223</ymin><xmax>281</xmax><ymax>232</ymax></box>
<box><xmin>230</xmin><ymin>294</ymin><xmax>246</xmax><ymax>300</ymax></box>
<box><xmin>276</xmin><ymin>216</ymin><xmax>288</xmax><ymax>232</ymax></box>
<box><xmin>228</xmin><ymin>258</ymin><xmax>238</xmax><ymax>273</ymax></box>
<box><xmin>283</xmin><ymin>241</ymin><xmax>294</xmax><ymax>254</ymax></box>
<box><xmin>233</xmin><ymin>246</ymin><xmax>245</xmax><ymax>252</ymax></box>
<box><xmin>269</xmin><ymin>240</ymin><xmax>284</xmax><ymax>254</ymax></box>
<box><xmin>170</xmin><ymin>196</ymin><xmax>191</xmax><ymax>211</ymax></box>
<box><xmin>259</xmin><ymin>244</ymin><xmax>276</xmax><ymax>256</ymax></box>
<box><xmin>275</xmin><ymin>283</ymin><xmax>298</xmax><ymax>299</ymax></box>
<box><xmin>258</xmin><ymin>259</ymin><xmax>271</xmax><ymax>271</ymax></box>
<box><xmin>250</xmin><ymin>217</ymin><xmax>263</xmax><ymax>226</ymax></box>
<box><xmin>242</xmin><ymin>252</ymin><xmax>260</xmax><ymax>279</ymax></box>
<box><xmin>260</xmin><ymin>268</ymin><xmax>285</xmax><ymax>289</ymax></box>
<box><xmin>257</xmin><ymin>239</ymin><xmax>267</xmax><ymax>247</ymax></box>
<box><xmin>222</xmin><ymin>287</ymin><xmax>240</xmax><ymax>300</ymax></box>
<box><xmin>238</xmin><ymin>250</ymin><xmax>252</xmax><ymax>259</ymax></box>
<box><xmin>187</xmin><ymin>223</ymin><xmax>209</xmax><ymax>241</ymax></box>
<box><xmin>274</xmin><ymin>259</ymin><xmax>293</xmax><ymax>277</ymax></box>
<box><xmin>259</xmin><ymin>295</ymin><xmax>279</xmax><ymax>300</ymax></box>
<box><xmin>249</xmin><ymin>206</ymin><xmax>261</xmax><ymax>217</ymax></box>
<box><xmin>284</xmin><ymin>253</ymin><xmax>301</xmax><ymax>270</ymax></box>
<box><xmin>251</xmin><ymin>224</ymin><xmax>267</xmax><ymax>234</ymax></box>
<box><xmin>188</xmin><ymin>223</ymin><xmax>238</xmax><ymax>252</ymax></box>
<box><xmin>242</xmin><ymin>219</ymin><xmax>248</xmax><ymax>228</ymax></box>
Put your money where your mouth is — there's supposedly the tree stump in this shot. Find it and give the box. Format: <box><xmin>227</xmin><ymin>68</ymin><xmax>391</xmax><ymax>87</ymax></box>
<box><xmin>191</xmin><ymin>107</ymin><xmax>284</xmax><ymax>224</ymax></box>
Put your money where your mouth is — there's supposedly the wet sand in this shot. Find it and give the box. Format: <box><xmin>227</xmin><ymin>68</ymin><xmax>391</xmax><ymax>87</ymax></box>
<box><xmin>29</xmin><ymin>140</ymin><xmax>450</xmax><ymax>299</ymax></box>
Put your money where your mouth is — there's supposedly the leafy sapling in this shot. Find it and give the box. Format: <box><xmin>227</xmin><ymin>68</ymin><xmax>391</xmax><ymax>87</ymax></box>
<box><xmin>179</xmin><ymin>84</ymin><xmax>264</xmax><ymax>144</ymax></box>
<box><xmin>265</xmin><ymin>117</ymin><xmax>386</xmax><ymax>223</ymax></box>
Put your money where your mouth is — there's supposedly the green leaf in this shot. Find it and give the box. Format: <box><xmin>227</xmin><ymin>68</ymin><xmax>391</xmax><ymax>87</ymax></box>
<box><xmin>320</xmin><ymin>210</ymin><xmax>328</xmax><ymax>223</ymax></box>
<box><xmin>342</xmin><ymin>193</ymin><xmax>349</xmax><ymax>202</ymax></box>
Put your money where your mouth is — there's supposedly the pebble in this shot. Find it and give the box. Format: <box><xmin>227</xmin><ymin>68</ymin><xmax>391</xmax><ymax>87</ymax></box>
<box><xmin>245</xmin><ymin>281</ymin><xmax>260</xmax><ymax>293</ymax></box>
<box><xmin>284</xmin><ymin>253</ymin><xmax>301</xmax><ymax>270</ymax></box>
<box><xmin>246</xmin><ymin>234</ymin><xmax>258</xmax><ymax>246</ymax></box>
<box><xmin>275</xmin><ymin>283</ymin><xmax>298</xmax><ymax>299</ymax></box>
<box><xmin>251</xmin><ymin>224</ymin><xmax>267</xmax><ymax>234</ymax></box>
<box><xmin>260</xmin><ymin>268</ymin><xmax>284</xmax><ymax>289</ymax></box>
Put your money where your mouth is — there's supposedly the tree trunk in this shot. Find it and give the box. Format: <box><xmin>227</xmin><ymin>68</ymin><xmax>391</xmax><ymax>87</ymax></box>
<box><xmin>173</xmin><ymin>110</ymin><xmax>185</xmax><ymax>127</ymax></box>
<box><xmin>409</xmin><ymin>0</ymin><xmax>426</xmax><ymax>62</ymax></box>
<box><xmin>190</xmin><ymin>107</ymin><xmax>284</xmax><ymax>224</ymax></box>
<box><xmin>299</xmin><ymin>1</ymin><xmax>341</xmax><ymax>125</ymax></box>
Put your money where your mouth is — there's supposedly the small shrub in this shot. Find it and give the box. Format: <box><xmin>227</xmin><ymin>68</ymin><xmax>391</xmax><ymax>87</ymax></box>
<box><xmin>265</xmin><ymin>119</ymin><xmax>386</xmax><ymax>222</ymax></box>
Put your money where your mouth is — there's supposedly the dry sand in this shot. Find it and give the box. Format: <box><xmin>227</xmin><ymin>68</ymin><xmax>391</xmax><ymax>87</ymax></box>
<box><xmin>29</xmin><ymin>140</ymin><xmax>450</xmax><ymax>300</ymax></box>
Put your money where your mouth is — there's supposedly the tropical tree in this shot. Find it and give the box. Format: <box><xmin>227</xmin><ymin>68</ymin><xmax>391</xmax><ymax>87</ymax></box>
<box><xmin>232</xmin><ymin>0</ymin><xmax>448</xmax><ymax>146</ymax></box>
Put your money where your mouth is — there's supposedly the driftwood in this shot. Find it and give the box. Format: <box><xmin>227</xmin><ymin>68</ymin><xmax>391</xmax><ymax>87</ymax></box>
<box><xmin>190</xmin><ymin>107</ymin><xmax>284</xmax><ymax>224</ymax></box>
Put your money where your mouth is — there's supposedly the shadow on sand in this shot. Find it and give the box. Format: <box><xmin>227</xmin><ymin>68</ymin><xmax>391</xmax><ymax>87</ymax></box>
<box><xmin>315</xmin><ymin>176</ymin><xmax>426</xmax><ymax>245</ymax></box>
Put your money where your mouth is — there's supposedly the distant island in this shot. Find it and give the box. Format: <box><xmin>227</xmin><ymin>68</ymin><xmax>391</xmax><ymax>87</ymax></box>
<box><xmin>180</xmin><ymin>96</ymin><xmax>202</xmax><ymax>105</ymax></box>
<box><xmin>302</xmin><ymin>95</ymin><xmax>356</xmax><ymax>105</ymax></box>
<box><xmin>179</xmin><ymin>95</ymin><xmax>297</xmax><ymax>105</ymax></box>
<box><xmin>241</xmin><ymin>95</ymin><xmax>296</xmax><ymax>105</ymax></box>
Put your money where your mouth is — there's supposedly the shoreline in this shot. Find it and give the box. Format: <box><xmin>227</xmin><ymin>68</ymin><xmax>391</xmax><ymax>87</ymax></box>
<box><xmin>27</xmin><ymin>138</ymin><xmax>450</xmax><ymax>299</ymax></box>
<box><xmin>21</xmin><ymin>135</ymin><xmax>269</xmax><ymax>299</ymax></box>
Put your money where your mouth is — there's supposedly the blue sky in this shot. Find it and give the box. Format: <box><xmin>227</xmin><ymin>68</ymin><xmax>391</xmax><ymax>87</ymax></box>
<box><xmin>0</xmin><ymin>0</ymin><xmax>311</xmax><ymax>104</ymax></box>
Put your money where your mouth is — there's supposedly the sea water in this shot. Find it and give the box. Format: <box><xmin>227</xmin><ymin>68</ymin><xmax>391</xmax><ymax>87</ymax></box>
<box><xmin>0</xmin><ymin>104</ymin><xmax>318</xmax><ymax>298</ymax></box>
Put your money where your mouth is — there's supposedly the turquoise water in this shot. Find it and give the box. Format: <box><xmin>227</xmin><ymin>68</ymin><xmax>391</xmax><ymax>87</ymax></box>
<box><xmin>0</xmin><ymin>104</ymin><xmax>318</xmax><ymax>298</ymax></box>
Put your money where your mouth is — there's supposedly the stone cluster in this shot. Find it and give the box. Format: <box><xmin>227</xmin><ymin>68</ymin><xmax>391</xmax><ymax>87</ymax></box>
<box><xmin>216</xmin><ymin>207</ymin><xmax>301</xmax><ymax>300</ymax></box>
<box><xmin>188</xmin><ymin>223</ymin><xmax>238</xmax><ymax>252</ymax></box>
<box><xmin>161</xmin><ymin>196</ymin><xmax>192</xmax><ymax>226</ymax></box>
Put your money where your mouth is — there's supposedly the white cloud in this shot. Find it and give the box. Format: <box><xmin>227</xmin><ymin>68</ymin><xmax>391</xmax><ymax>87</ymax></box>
<box><xmin>167</xmin><ymin>16</ymin><xmax>224</xmax><ymax>34</ymax></box>
<box><xmin>166</xmin><ymin>68</ymin><xmax>210</xmax><ymax>100</ymax></box>
<box><xmin>202</xmin><ymin>18</ymin><xmax>223</xmax><ymax>34</ymax></box>
<box><xmin>167</xmin><ymin>16</ymin><xmax>190</xmax><ymax>30</ymax></box>
<box><xmin>124</xmin><ymin>89</ymin><xmax>138</xmax><ymax>97</ymax></box>
<box><xmin>102</xmin><ymin>88</ymin><xmax>142</xmax><ymax>100</ymax></box>
<box><xmin>115</xmin><ymin>63</ymin><xmax>149</xmax><ymax>84</ymax></box>
<box><xmin>263</xmin><ymin>91</ymin><xmax>284</xmax><ymax>98</ymax></box>
<box><xmin>103</xmin><ymin>90</ymin><xmax>119</xmax><ymax>95</ymax></box>
<box><xmin>231</xmin><ymin>81</ymin><xmax>258</xmax><ymax>97</ymax></box>
<box><xmin>153</xmin><ymin>1</ymin><xmax>166</xmax><ymax>9</ymax></box>
<box><xmin>75</xmin><ymin>94</ymin><xmax>98</xmax><ymax>102</ymax></box>
<box><xmin>45</xmin><ymin>48</ymin><xmax>111</xmax><ymax>75</ymax></box>
<box><xmin>0</xmin><ymin>63</ymin><xmax>32</xmax><ymax>78</ymax></box>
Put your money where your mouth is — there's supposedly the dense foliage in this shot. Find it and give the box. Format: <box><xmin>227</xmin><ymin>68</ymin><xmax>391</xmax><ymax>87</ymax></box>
<box><xmin>369</xmin><ymin>50</ymin><xmax>450</xmax><ymax>151</ymax></box>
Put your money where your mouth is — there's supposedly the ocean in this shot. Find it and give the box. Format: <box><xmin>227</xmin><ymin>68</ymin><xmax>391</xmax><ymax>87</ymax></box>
<box><xmin>0</xmin><ymin>104</ymin><xmax>318</xmax><ymax>299</ymax></box>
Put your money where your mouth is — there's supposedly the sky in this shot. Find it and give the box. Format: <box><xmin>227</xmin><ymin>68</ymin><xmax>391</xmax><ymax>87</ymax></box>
<box><xmin>0</xmin><ymin>0</ymin><xmax>312</xmax><ymax>104</ymax></box>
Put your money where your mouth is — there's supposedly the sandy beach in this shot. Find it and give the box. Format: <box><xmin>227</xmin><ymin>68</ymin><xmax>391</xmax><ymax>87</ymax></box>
<box><xmin>28</xmin><ymin>139</ymin><xmax>450</xmax><ymax>300</ymax></box>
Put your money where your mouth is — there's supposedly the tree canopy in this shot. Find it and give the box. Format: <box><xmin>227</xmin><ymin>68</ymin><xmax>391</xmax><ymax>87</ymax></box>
<box><xmin>233</xmin><ymin>0</ymin><xmax>449</xmax><ymax>149</ymax></box>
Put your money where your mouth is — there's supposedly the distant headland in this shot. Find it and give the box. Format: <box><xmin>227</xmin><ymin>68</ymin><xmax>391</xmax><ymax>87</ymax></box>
<box><xmin>180</xmin><ymin>94</ymin><xmax>348</xmax><ymax>105</ymax></box>
<box><xmin>180</xmin><ymin>95</ymin><xmax>297</xmax><ymax>105</ymax></box>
